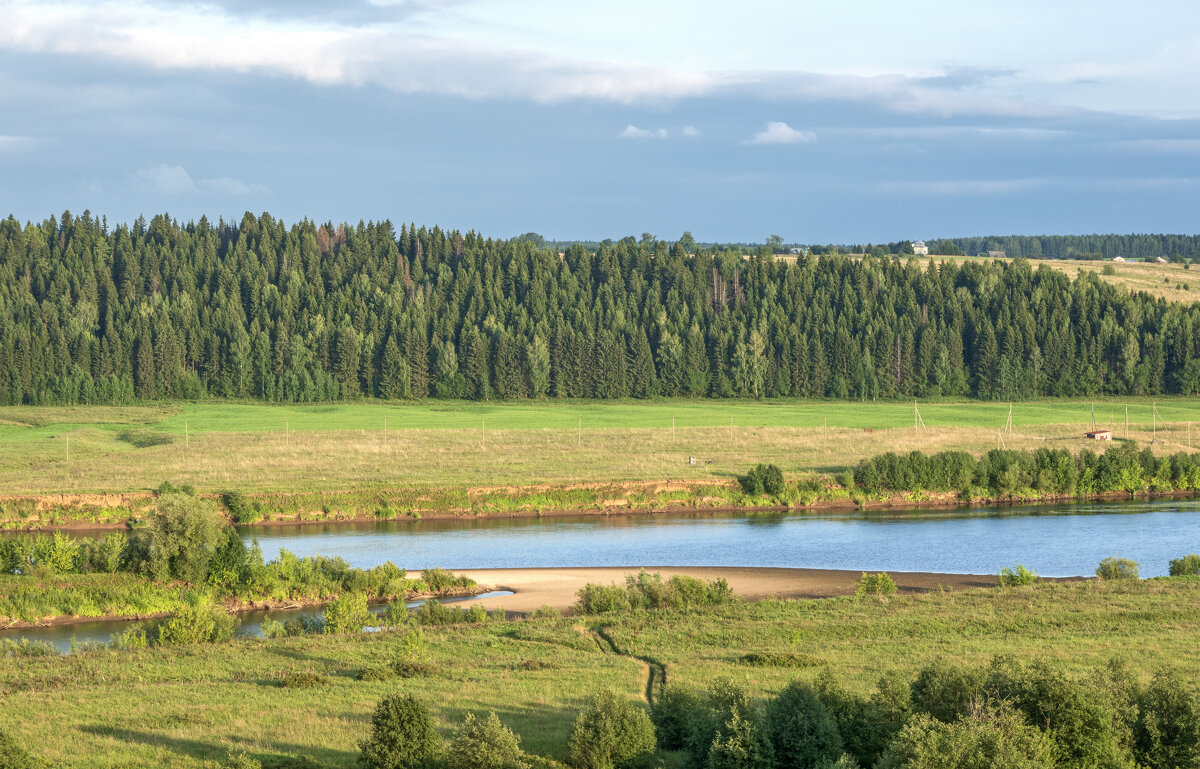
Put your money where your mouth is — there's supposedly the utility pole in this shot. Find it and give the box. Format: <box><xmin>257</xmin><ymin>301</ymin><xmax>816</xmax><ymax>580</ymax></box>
<box><xmin>482</xmin><ymin>419</ymin><xmax>486</xmax><ymax>450</ymax></box>
<box><xmin>672</xmin><ymin>417</ymin><xmax>675</xmax><ymax>440</ymax></box>
<box><xmin>185</xmin><ymin>418</ymin><xmax>189</xmax><ymax>450</ymax></box>
<box><xmin>285</xmin><ymin>419</ymin><xmax>289</xmax><ymax>447</ymax></box>
<box><xmin>578</xmin><ymin>417</ymin><xmax>581</xmax><ymax>447</ymax></box>
<box><xmin>65</xmin><ymin>435</ymin><xmax>69</xmax><ymax>463</ymax></box>
<box><xmin>1125</xmin><ymin>404</ymin><xmax>1129</xmax><ymax>437</ymax></box>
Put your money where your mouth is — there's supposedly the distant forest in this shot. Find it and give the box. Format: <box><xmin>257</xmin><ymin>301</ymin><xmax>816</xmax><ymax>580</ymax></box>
<box><xmin>3</xmin><ymin>211</ymin><xmax>1200</xmax><ymax>406</ymax></box>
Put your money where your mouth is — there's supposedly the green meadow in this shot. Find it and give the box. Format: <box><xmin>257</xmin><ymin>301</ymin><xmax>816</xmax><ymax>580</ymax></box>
<box><xmin>2</xmin><ymin>578</ymin><xmax>1199</xmax><ymax>768</ymax></box>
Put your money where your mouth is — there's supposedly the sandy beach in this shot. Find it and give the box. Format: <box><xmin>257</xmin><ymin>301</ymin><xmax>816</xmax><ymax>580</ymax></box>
<box><xmin>443</xmin><ymin>566</ymin><xmax>1004</xmax><ymax>613</ymax></box>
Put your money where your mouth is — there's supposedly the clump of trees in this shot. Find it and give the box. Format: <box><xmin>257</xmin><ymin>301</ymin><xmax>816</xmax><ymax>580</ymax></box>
<box><xmin>8</xmin><ymin>212</ymin><xmax>1200</xmax><ymax>408</ymax></box>
<box><xmin>852</xmin><ymin>442</ymin><xmax>1200</xmax><ymax>499</ymax></box>
<box><xmin>574</xmin><ymin>570</ymin><xmax>735</xmax><ymax>614</ymax></box>
<box><xmin>739</xmin><ymin>464</ymin><xmax>786</xmax><ymax>497</ymax></box>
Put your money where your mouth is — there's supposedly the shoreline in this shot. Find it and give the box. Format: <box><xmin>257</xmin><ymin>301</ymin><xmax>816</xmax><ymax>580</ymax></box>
<box><xmin>6</xmin><ymin>487</ymin><xmax>1198</xmax><ymax>535</ymax></box>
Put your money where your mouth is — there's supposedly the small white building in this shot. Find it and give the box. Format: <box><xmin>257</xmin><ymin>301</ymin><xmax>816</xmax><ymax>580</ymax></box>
<box><xmin>1113</xmin><ymin>256</ymin><xmax>1126</xmax><ymax>263</ymax></box>
<box><xmin>911</xmin><ymin>241</ymin><xmax>929</xmax><ymax>255</ymax></box>
<box><xmin>1085</xmin><ymin>430</ymin><xmax>1113</xmax><ymax>441</ymax></box>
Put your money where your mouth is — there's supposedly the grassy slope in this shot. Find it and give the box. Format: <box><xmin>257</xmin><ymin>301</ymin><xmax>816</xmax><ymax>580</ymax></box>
<box><xmin>2</xmin><ymin>579</ymin><xmax>1198</xmax><ymax>767</ymax></box>
<box><xmin>3</xmin><ymin>398</ymin><xmax>1200</xmax><ymax>498</ymax></box>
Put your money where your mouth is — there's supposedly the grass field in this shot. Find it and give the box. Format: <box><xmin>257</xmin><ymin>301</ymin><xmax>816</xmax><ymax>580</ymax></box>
<box><xmin>921</xmin><ymin>254</ymin><xmax>1200</xmax><ymax>303</ymax></box>
<box><xmin>2</xmin><ymin>578</ymin><xmax>1198</xmax><ymax>767</ymax></box>
<box><xmin>2</xmin><ymin>399</ymin><xmax>1200</xmax><ymax>501</ymax></box>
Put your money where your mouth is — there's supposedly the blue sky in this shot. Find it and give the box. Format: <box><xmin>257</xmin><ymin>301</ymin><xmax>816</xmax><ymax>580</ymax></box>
<box><xmin>1</xmin><ymin>0</ymin><xmax>1198</xmax><ymax>242</ymax></box>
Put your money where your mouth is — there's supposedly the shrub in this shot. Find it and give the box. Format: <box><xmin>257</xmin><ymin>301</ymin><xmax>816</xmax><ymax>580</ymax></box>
<box><xmin>128</xmin><ymin>492</ymin><xmax>227</xmax><ymax>582</ymax></box>
<box><xmin>740</xmin><ymin>652</ymin><xmax>825</xmax><ymax>668</ymax></box>
<box><xmin>323</xmin><ymin>592</ymin><xmax>372</xmax><ymax>634</ymax></box>
<box><xmin>446</xmin><ymin>712</ymin><xmax>529</xmax><ymax>769</ymax></box>
<box><xmin>764</xmin><ymin>680</ymin><xmax>844</xmax><ymax>769</ymax></box>
<box><xmin>910</xmin><ymin>661</ymin><xmax>986</xmax><ymax>723</ymax></box>
<box><xmin>157</xmin><ymin>600</ymin><xmax>236</xmax><ymax>645</ymax></box>
<box><xmin>739</xmin><ymin>464</ymin><xmax>785</xmax><ymax>497</ymax></box>
<box><xmin>421</xmin><ymin>567</ymin><xmax>473</xmax><ymax>593</ymax></box>
<box><xmin>685</xmin><ymin>678</ymin><xmax>755</xmax><ymax>764</ymax></box>
<box><xmin>356</xmin><ymin>664</ymin><xmax>394</xmax><ymax>682</ymax></box>
<box><xmin>279</xmin><ymin>669</ymin><xmax>327</xmax><ymax>688</ymax></box>
<box><xmin>998</xmin><ymin>564</ymin><xmax>1039</xmax><ymax>587</ymax></box>
<box><xmin>1096</xmin><ymin>557</ymin><xmax>1140</xmax><ymax>580</ymax></box>
<box><xmin>528</xmin><ymin>605</ymin><xmax>562</xmax><ymax>620</ymax></box>
<box><xmin>877</xmin><ymin>706</ymin><xmax>1055</xmax><ymax>769</ymax></box>
<box><xmin>568</xmin><ymin>690</ymin><xmax>657</xmax><ymax>769</ymax></box>
<box><xmin>707</xmin><ymin>706</ymin><xmax>774</xmax><ymax>769</ymax></box>
<box><xmin>223</xmin><ymin>750</ymin><xmax>262</xmax><ymax>769</ymax></box>
<box><xmin>465</xmin><ymin>604</ymin><xmax>489</xmax><ymax>623</ymax></box>
<box><xmin>651</xmin><ymin>682</ymin><xmax>703</xmax><ymax>750</ymax></box>
<box><xmin>1135</xmin><ymin>668</ymin><xmax>1200</xmax><ymax>769</ymax></box>
<box><xmin>359</xmin><ymin>694</ymin><xmax>442</xmax><ymax>769</ymax></box>
<box><xmin>0</xmin><ymin>728</ymin><xmax>38</xmax><ymax>769</ymax></box>
<box><xmin>120</xmin><ymin>429</ymin><xmax>175</xmax><ymax>448</ymax></box>
<box><xmin>1169</xmin><ymin>554</ymin><xmax>1200</xmax><ymax>577</ymax></box>
<box><xmin>855</xmin><ymin>572</ymin><xmax>897</xmax><ymax>596</ymax></box>
<box><xmin>221</xmin><ymin>491</ymin><xmax>262</xmax><ymax>524</ymax></box>
<box><xmin>391</xmin><ymin>658</ymin><xmax>442</xmax><ymax>679</ymax></box>
<box><xmin>575</xmin><ymin>583</ymin><xmax>632</xmax><ymax>614</ymax></box>
<box><xmin>109</xmin><ymin>624</ymin><xmax>149</xmax><ymax>651</ymax></box>
<box><xmin>1102</xmin><ymin>264</ymin><xmax>1117</xmax><ymax>276</ymax></box>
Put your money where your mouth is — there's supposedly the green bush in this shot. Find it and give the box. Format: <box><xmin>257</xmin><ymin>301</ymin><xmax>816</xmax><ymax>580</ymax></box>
<box><xmin>356</xmin><ymin>664</ymin><xmax>394</xmax><ymax>682</ymax></box>
<box><xmin>998</xmin><ymin>564</ymin><xmax>1039</xmax><ymax>587</ymax></box>
<box><xmin>156</xmin><ymin>600</ymin><xmax>236</xmax><ymax>645</ymax></box>
<box><xmin>707</xmin><ymin>706</ymin><xmax>774</xmax><ymax>769</ymax></box>
<box><xmin>446</xmin><ymin>712</ymin><xmax>529</xmax><ymax>769</ymax></box>
<box><xmin>739</xmin><ymin>464</ymin><xmax>785</xmax><ymax>497</ymax></box>
<box><xmin>877</xmin><ymin>706</ymin><xmax>1055</xmax><ymax>769</ymax></box>
<box><xmin>128</xmin><ymin>492</ymin><xmax>227</xmax><ymax>582</ymax></box>
<box><xmin>650</xmin><ymin>682</ymin><xmax>703</xmax><ymax>751</ymax></box>
<box><xmin>575</xmin><ymin>583</ymin><xmax>632</xmax><ymax>614</ymax></box>
<box><xmin>910</xmin><ymin>660</ymin><xmax>986</xmax><ymax>723</ymax></box>
<box><xmin>739</xmin><ymin>651</ymin><xmax>825</xmax><ymax>668</ymax></box>
<box><xmin>855</xmin><ymin>572</ymin><xmax>897</xmax><ymax>596</ymax></box>
<box><xmin>0</xmin><ymin>728</ymin><xmax>39</xmax><ymax>769</ymax></box>
<box><xmin>279</xmin><ymin>669</ymin><xmax>327</xmax><ymax>689</ymax></box>
<box><xmin>1096</xmin><ymin>557</ymin><xmax>1140</xmax><ymax>580</ymax></box>
<box><xmin>221</xmin><ymin>491</ymin><xmax>261</xmax><ymax>524</ymax></box>
<box><xmin>391</xmin><ymin>658</ymin><xmax>443</xmax><ymax>679</ymax></box>
<box><xmin>568</xmin><ymin>689</ymin><xmax>657</xmax><ymax>769</ymax></box>
<box><xmin>764</xmin><ymin>680</ymin><xmax>844</xmax><ymax>769</ymax></box>
<box><xmin>381</xmin><ymin>600</ymin><xmax>410</xmax><ymax>628</ymax></box>
<box><xmin>1135</xmin><ymin>668</ymin><xmax>1200</xmax><ymax>769</ymax></box>
<box><xmin>1169</xmin><ymin>554</ymin><xmax>1200</xmax><ymax>577</ymax></box>
<box><xmin>322</xmin><ymin>591</ymin><xmax>372</xmax><ymax>634</ymax></box>
<box><xmin>528</xmin><ymin>605</ymin><xmax>562</xmax><ymax>620</ymax></box>
<box><xmin>120</xmin><ymin>429</ymin><xmax>175</xmax><ymax>448</ymax></box>
<box><xmin>223</xmin><ymin>750</ymin><xmax>262</xmax><ymax>769</ymax></box>
<box><xmin>359</xmin><ymin>694</ymin><xmax>442</xmax><ymax>769</ymax></box>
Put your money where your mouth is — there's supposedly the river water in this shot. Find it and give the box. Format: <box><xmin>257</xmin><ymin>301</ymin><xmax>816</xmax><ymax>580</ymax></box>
<box><xmin>4</xmin><ymin>498</ymin><xmax>1199</xmax><ymax>652</ymax></box>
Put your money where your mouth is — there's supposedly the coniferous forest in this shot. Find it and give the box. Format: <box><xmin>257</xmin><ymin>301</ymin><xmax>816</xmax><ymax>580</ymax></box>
<box><xmin>4</xmin><ymin>210</ymin><xmax>1200</xmax><ymax>406</ymax></box>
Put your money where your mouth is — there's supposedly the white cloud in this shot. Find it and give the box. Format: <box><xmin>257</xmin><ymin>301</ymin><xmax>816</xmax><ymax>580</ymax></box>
<box><xmin>1111</xmin><ymin>139</ymin><xmax>1200</xmax><ymax>154</ymax></box>
<box><xmin>869</xmin><ymin>178</ymin><xmax>1048</xmax><ymax>195</ymax></box>
<box><xmin>620</xmin><ymin>124</ymin><xmax>667</xmax><ymax>139</ymax></box>
<box><xmin>748</xmin><ymin>121</ymin><xmax>817</xmax><ymax>145</ymax></box>
<box><xmin>682</xmin><ymin>125</ymin><xmax>699</xmax><ymax>137</ymax></box>
<box><xmin>134</xmin><ymin>164</ymin><xmax>268</xmax><ymax>195</ymax></box>
<box><xmin>0</xmin><ymin>134</ymin><xmax>31</xmax><ymax>150</ymax></box>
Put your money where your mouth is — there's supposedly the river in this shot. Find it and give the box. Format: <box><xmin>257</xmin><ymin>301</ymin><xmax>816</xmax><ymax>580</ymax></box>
<box><xmin>4</xmin><ymin>498</ymin><xmax>1199</xmax><ymax>652</ymax></box>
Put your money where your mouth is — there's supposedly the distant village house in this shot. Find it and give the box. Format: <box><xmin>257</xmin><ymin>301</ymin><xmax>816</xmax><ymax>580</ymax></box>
<box><xmin>1085</xmin><ymin>430</ymin><xmax>1112</xmax><ymax>441</ymax></box>
<box><xmin>986</xmin><ymin>250</ymin><xmax>1007</xmax><ymax>259</ymax></box>
<box><xmin>911</xmin><ymin>241</ymin><xmax>928</xmax><ymax>255</ymax></box>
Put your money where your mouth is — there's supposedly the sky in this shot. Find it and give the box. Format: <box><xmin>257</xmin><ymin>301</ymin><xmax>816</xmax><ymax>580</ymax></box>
<box><xmin>1</xmin><ymin>0</ymin><xmax>1199</xmax><ymax>242</ymax></box>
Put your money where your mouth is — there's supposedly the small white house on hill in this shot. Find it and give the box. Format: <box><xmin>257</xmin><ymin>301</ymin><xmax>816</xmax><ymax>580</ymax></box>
<box><xmin>911</xmin><ymin>241</ymin><xmax>928</xmax><ymax>255</ymax></box>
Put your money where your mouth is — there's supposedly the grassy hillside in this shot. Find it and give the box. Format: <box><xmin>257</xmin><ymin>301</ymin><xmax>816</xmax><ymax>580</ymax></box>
<box><xmin>2</xmin><ymin>578</ymin><xmax>1198</xmax><ymax>767</ymax></box>
<box><xmin>2</xmin><ymin>399</ymin><xmax>1199</xmax><ymax>498</ymax></box>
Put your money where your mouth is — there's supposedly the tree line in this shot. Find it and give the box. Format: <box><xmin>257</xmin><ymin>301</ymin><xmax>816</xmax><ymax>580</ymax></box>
<box><xmin>6</xmin><ymin>210</ymin><xmax>1200</xmax><ymax>406</ymax></box>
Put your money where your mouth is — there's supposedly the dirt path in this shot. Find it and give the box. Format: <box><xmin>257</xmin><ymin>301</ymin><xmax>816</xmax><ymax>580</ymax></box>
<box><xmin>445</xmin><ymin>566</ymin><xmax>1001</xmax><ymax>614</ymax></box>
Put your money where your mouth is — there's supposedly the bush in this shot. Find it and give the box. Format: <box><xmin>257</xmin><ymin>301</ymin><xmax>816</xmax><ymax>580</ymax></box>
<box><xmin>568</xmin><ymin>689</ymin><xmax>657</xmax><ymax>769</ymax></box>
<box><xmin>128</xmin><ymin>492</ymin><xmax>227</xmax><ymax>582</ymax></box>
<box><xmin>528</xmin><ymin>605</ymin><xmax>562</xmax><ymax>620</ymax></box>
<box><xmin>1169</xmin><ymin>554</ymin><xmax>1200</xmax><ymax>577</ymax></box>
<box><xmin>223</xmin><ymin>750</ymin><xmax>262</xmax><ymax>769</ymax></box>
<box><xmin>446</xmin><ymin>712</ymin><xmax>529</xmax><ymax>769</ymax></box>
<box><xmin>0</xmin><ymin>728</ymin><xmax>38</xmax><ymax>769</ymax></box>
<box><xmin>575</xmin><ymin>583</ymin><xmax>632</xmax><ymax>614</ymax></box>
<box><xmin>877</xmin><ymin>706</ymin><xmax>1055</xmax><ymax>769</ymax></box>
<box><xmin>359</xmin><ymin>694</ymin><xmax>442</xmax><ymax>769</ymax></box>
<box><xmin>739</xmin><ymin>652</ymin><xmax>825</xmax><ymax>668</ymax></box>
<box><xmin>323</xmin><ymin>592</ymin><xmax>372</xmax><ymax>634</ymax></box>
<box><xmin>381</xmin><ymin>600</ymin><xmax>410</xmax><ymax>628</ymax></box>
<box><xmin>157</xmin><ymin>600</ymin><xmax>236</xmax><ymax>645</ymax></box>
<box><xmin>998</xmin><ymin>564</ymin><xmax>1039</xmax><ymax>587</ymax></box>
<box><xmin>1096</xmin><ymin>557</ymin><xmax>1140</xmax><ymax>580</ymax></box>
<box><xmin>120</xmin><ymin>429</ymin><xmax>176</xmax><ymax>448</ymax></box>
<box><xmin>221</xmin><ymin>491</ymin><xmax>261</xmax><ymax>524</ymax></box>
<box><xmin>764</xmin><ymin>681</ymin><xmax>844</xmax><ymax>769</ymax></box>
<box><xmin>356</xmin><ymin>664</ymin><xmax>394</xmax><ymax>682</ymax></box>
<box><xmin>910</xmin><ymin>661</ymin><xmax>986</xmax><ymax>723</ymax></box>
<box><xmin>1135</xmin><ymin>668</ymin><xmax>1200</xmax><ymax>769</ymax></box>
<box><xmin>739</xmin><ymin>464</ymin><xmax>785</xmax><ymax>497</ymax></box>
<box><xmin>855</xmin><ymin>572</ymin><xmax>897</xmax><ymax>596</ymax></box>
<box><xmin>279</xmin><ymin>669</ymin><xmax>328</xmax><ymax>688</ymax></box>
<box><xmin>707</xmin><ymin>706</ymin><xmax>774</xmax><ymax>769</ymax></box>
<box><xmin>651</xmin><ymin>682</ymin><xmax>703</xmax><ymax>751</ymax></box>
<box><xmin>391</xmin><ymin>658</ymin><xmax>443</xmax><ymax>678</ymax></box>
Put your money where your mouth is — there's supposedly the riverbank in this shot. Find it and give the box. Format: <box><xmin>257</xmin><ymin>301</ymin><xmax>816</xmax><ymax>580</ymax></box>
<box><xmin>5</xmin><ymin>479</ymin><xmax>1200</xmax><ymax>533</ymax></box>
<box><xmin>442</xmin><ymin>566</ymin><xmax>1016</xmax><ymax>614</ymax></box>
